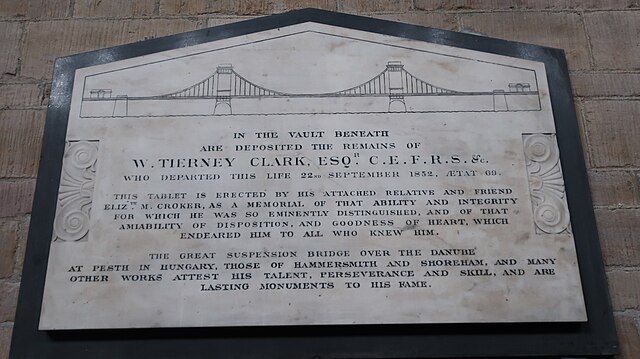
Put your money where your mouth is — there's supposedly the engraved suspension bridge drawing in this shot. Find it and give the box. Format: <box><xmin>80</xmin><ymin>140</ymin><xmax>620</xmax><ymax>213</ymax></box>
<box><xmin>80</xmin><ymin>61</ymin><xmax>541</xmax><ymax>117</ymax></box>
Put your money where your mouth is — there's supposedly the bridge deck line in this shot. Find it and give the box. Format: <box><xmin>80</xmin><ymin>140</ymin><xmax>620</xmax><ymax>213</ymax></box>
<box><xmin>82</xmin><ymin>91</ymin><xmax>539</xmax><ymax>101</ymax></box>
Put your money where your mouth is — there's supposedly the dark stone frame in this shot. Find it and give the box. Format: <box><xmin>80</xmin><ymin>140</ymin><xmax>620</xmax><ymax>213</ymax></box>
<box><xmin>10</xmin><ymin>8</ymin><xmax>618</xmax><ymax>359</ymax></box>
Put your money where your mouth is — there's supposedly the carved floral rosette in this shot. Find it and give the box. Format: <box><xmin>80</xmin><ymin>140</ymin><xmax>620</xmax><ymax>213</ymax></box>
<box><xmin>52</xmin><ymin>140</ymin><xmax>99</xmax><ymax>242</ymax></box>
<box><xmin>522</xmin><ymin>134</ymin><xmax>571</xmax><ymax>234</ymax></box>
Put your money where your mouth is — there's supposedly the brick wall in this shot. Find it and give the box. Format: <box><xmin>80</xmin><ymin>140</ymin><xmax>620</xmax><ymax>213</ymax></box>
<box><xmin>0</xmin><ymin>1</ymin><xmax>638</xmax><ymax>358</ymax></box>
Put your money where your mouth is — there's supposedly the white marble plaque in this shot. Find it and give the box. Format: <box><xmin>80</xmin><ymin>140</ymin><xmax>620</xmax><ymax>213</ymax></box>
<box><xmin>40</xmin><ymin>23</ymin><xmax>587</xmax><ymax>329</ymax></box>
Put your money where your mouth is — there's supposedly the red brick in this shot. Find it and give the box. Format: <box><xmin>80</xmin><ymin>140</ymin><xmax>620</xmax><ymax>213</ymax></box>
<box><xmin>0</xmin><ymin>325</ymin><xmax>11</xmax><ymax>359</ymax></box>
<box><xmin>281</xmin><ymin>0</ymin><xmax>337</xmax><ymax>11</ymax></box>
<box><xmin>22</xmin><ymin>19</ymin><xmax>200</xmax><ymax>79</ymax></box>
<box><xmin>0</xmin><ymin>281</ymin><xmax>18</xmax><ymax>322</ymax></box>
<box><xmin>607</xmin><ymin>270</ymin><xmax>640</xmax><ymax>311</ymax></box>
<box><xmin>74</xmin><ymin>0</ymin><xmax>156</xmax><ymax>18</ymax></box>
<box><xmin>0</xmin><ymin>180</ymin><xmax>36</xmax><ymax>218</ymax></box>
<box><xmin>370</xmin><ymin>12</ymin><xmax>457</xmax><ymax>30</ymax></box>
<box><xmin>583</xmin><ymin>100</ymin><xmax>640</xmax><ymax>168</ymax></box>
<box><xmin>460</xmin><ymin>12</ymin><xmax>591</xmax><ymax>70</ymax></box>
<box><xmin>588</xmin><ymin>170</ymin><xmax>639</xmax><ymax>206</ymax></box>
<box><xmin>0</xmin><ymin>110</ymin><xmax>46</xmax><ymax>178</ymax></box>
<box><xmin>0</xmin><ymin>84</ymin><xmax>42</xmax><ymax>108</ymax></box>
<box><xmin>0</xmin><ymin>22</ymin><xmax>22</xmax><ymax>79</ymax></box>
<box><xmin>0</xmin><ymin>0</ymin><xmax>71</xmax><ymax>19</ymax></box>
<box><xmin>159</xmin><ymin>0</ymin><xmax>277</xmax><ymax>16</ymax></box>
<box><xmin>585</xmin><ymin>11</ymin><xmax>640</xmax><ymax>70</ymax></box>
<box><xmin>341</xmin><ymin>0</ymin><xmax>413</xmax><ymax>12</ymax></box>
<box><xmin>615</xmin><ymin>315</ymin><xmax>640</xmax><ymax>359</ymax></box>
<box><xmin>0</xmin><ymin>221</ymin><xmax>17</xmax><ymax>278</ymax></box>
<box><xmin>596</xmin><ymin>208</ymin><xmax>640</xmax><ymax>266</ymax></box>
<box><xmin>571</xmin><ymin>73</ymin><xmax>640</xmax><ymax>97</ymax></box>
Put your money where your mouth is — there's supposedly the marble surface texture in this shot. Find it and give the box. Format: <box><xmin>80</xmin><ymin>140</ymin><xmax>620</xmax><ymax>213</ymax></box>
<box><xmin>39</xmin><ymin>23</ymin><xmax>587</xmax><ymax>329</ymax></box>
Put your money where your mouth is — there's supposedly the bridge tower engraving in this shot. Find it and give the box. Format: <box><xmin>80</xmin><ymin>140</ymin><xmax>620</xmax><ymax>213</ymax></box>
<box><xmin>386</xmin><ymin>61</ymin><xmax>407</xmax><ymax>112</ymax></box>
<box><xmin>214</xmin><ymin>64</ymin><xmax>233</xmax><ymax>115</ymax></box>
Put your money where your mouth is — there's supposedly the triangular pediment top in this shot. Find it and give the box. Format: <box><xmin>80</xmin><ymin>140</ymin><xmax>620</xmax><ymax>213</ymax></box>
<box><xmin>63</xmin><ymin>18</ymin><xmax>550</xmax><ymax>123</ymax></box>
<box><xmin>56</xmin><ymin>8</ymin><xmax>563</xmax><ymax>73</ymax></box>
